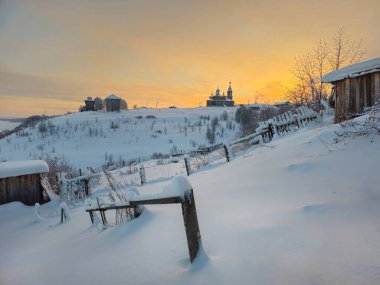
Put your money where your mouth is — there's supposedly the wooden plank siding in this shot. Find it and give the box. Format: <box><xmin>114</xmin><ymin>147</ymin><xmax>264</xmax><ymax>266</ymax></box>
<box><xmin>333</xmin><ymin>71</ymin><xmax>380</xmax><ymax>123</ymax></box>
<box><xmin>0</xmin><ymin>174</ymin><xmax>44</xmax><ymax>206</ymax></box>
<box><xmin>375</xmin><ymin>72</ymin><xmax>380</xmax><ymax>104</ymax></box>
<box><xmin>355</xmin><ymin>77</ymin><xmax>360</xmax><ymax>113</ymax></box>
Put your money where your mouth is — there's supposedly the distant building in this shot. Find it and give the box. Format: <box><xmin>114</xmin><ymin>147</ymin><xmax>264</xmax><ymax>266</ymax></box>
<box><xmin>105</xmin><ymin>94</ymin><xmax>121</xmax><ymax>112</ymax></box>
<box><xmin>207</xmin><ymin>82</ymin><xmax>235</xmax><ymax>107</ymax></box>
<box><xmin>0</xmin><ymin>160</ymin><xmax>49</xmax><ymax>206</ymax></box>
<box><xmin>321</xmin><ymin>57</ymin><xmax>380</xmax><ymax>123</ymax></box>
<box><xmin>84</xmin><ymin>97</ymin><xmax>95</xmax><ymax>111</ymax></box>
<box><xmin>249</xmin><ymin>104</ymin><xmax>262</xmax><ymax>111</ymax></box>
<box><xmin>273</xmin><ymin>101</ymin><xmax>292</xmax><ymax>112</ymax></box>
<box><xmin>94</xmin><ymin>97</ymin><xmax>104</xmax><ymax>111</ymax></box>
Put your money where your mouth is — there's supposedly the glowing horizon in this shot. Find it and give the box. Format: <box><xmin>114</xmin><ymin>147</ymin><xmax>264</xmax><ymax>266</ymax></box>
<box><xmin>1</xmin><ymin>0</ymin><xmax>379</xmax><ymax>117</ymax></box>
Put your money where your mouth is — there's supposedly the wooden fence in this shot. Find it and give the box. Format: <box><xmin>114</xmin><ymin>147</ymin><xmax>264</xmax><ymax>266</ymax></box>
<box><xmin>182</xmin><ymin>107</ymin><xmax>318</xmax><ymax>175</ymax></box>
<box><xmin>86</xmin><ymin>186</ymin><xmax>201</xmax><ymax>263</ymax></box>
<box><xmin>57</xmin><ymin>107</ymin><xmax>317</xmax><ymax>190</ymax></box>
<box><xmin>58</xmin><ymin>172</ymin><xmax>94</xmax><ymax>203</ymax></box>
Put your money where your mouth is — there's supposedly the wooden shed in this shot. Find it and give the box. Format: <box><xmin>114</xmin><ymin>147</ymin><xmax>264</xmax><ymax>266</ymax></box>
<box><xmin>321</xmin><ymin>57</ymin><xmax>380</xmax><ymax>123</ymax></box>
<box><xmin>0</xmin><ymin>160</ymin><xmax>49</xmax><ymax>206</ymax></box>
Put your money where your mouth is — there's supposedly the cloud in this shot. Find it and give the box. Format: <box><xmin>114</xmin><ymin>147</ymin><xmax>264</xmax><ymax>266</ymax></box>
<box><xmin>0</xmin><ymin>69</ymin><xmax>92</xmax><ymax>100</ymax></box>
<box><xmin>0</xmin><ymin>0</ymin><xmax>379</xmax><ymax>116</ymax></box>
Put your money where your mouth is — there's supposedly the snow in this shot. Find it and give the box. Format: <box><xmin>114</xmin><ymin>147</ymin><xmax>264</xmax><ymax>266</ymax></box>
<box><xmin>0</xmin><ymin>120</ymin><xmax>20</xmax><ymax>131</ymax></box>
<box><xmin>132</xmin><ymin>175</ymin><xmax>192</xmax><ymax>202</ymax></box>
<box><xmin>1</xmin><ymin>113</ymin><xmax>380</xmax><ymax>285</ymax></box>
<box><xmin>0</xmin><ymin>160</ymin><xmax>49</xmax><ymax>178</ymax></box>
<box><xmin>321</xmin><ymin>57</ymin><xmax>380</xmax><ymax>83</ymax></box>
<box><xmin>0</xmin><ymin>107</ymin><xmax>240</xmax><ymax>170</ymax></box>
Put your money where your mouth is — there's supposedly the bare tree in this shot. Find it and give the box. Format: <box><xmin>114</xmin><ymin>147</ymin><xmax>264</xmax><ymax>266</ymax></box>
<box><xmin>286</xmin><ymin>82</ymin><xmax>311</xmax><ymax>106</ymax></box>
<box><xmin>313</xmin><ymin>40</ymin><xmax>330</xmax><ymax>110</ymax></box>
<box><xmin>329</xmin><ymin>27</ymin><xmax>366</xmax><ymax>70</ymax></box>
<box><xmin>287</xmin><ymin>27</ymin><xmax>366</xmax><ymax>110</ymax></box>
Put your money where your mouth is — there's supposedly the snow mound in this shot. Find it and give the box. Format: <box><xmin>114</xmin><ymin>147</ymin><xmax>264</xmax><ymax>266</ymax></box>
<box><xmin>163</xmin><ymin>175</ymin><xmax>192</xmax><ymax>200</ymax></box>
<box><xmin>132</xmin><ymin>175</ymin><xmax>192</xmax><ymax>202</ymax></box>
<box><xmin>0</xmin><ymin>160</ymin><xmax>49</xmax><ymax>178</ymax></box>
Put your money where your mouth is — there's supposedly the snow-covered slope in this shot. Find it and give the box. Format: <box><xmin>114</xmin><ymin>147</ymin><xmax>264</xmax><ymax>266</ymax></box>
<box><xmin>0</xmin><ymin>108</ymin><xmax>239</xmax><ymax>169</ymax></box>
<box><xmin>1</xmin><ymin>118</ymin><xmax>379</xmax><ymax>285</ymax></box>
<box><xmin>0</xmin><ymin>120</ymin><xmax>21</xmax><ymax>132</ymax></box>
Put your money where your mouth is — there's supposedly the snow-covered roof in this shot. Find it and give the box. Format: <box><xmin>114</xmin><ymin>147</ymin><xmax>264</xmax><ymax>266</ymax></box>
<box><xmin>321</xmin><ymin>57</ymin><xmax>380</xmax><ymax>83</ymax></box>
<box><xmin>0</xmin><ymin>160</ymin><xmax>49</xmax><ymax>179</ymax></box>
<box><xmin>274</xmin><ymin>101</ymin><xmax>291</xmax><ymax>106</ymax></box>
<box><xmin>106</xmin><ymin>94</ymin><xmax>120</xmax><ymax>100</ymax></box>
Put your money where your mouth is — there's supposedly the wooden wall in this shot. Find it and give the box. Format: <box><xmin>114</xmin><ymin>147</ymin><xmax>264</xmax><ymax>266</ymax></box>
<box><xmin>334</xmin><ymin>71</ymin><xmax>380</xmax><ymax>123</ymax></box>
<box><xmin>0</xmin><ymin>174</ymin><xmax>44</xmax><ymax>206</ymax></box>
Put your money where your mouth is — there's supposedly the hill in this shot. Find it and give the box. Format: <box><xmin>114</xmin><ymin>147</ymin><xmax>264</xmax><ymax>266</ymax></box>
<box><xmin>0</xmin><ymin>113</ymin><xmax>379</xmax><ymax>285</ymax></box>
<box><xmin>0</xmin><ymin>108</ymin><xmax>241</xmax><ymax>170</ymax></box>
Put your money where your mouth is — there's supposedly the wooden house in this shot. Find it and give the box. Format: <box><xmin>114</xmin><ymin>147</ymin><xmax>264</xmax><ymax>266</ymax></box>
<box><xmin>321</xmin><ymin>57</ymin><xmax>380</xmax><ymax>123</ymax></box>
<box><xmin>105</xmin><ymin>94</ymin><xmax>121</xmax><ymax>112</ymax></box>
<box><xmin>84</xmin><ymin>97</ymin><xmax>95</xmax><ymax>111</ymax></box>
<box><xmin>94</xmin><ymin>97</ymin><xmax>104</xmax><ymax>111</ymax></box>
<box><xmin>274</xmin><ymin>101</ymin><xmax>292</xmax><ymax>112</ymax></box>
<box><xmin>0</xmin><ymin>160</ymin><xmax>49</xmax><ymax>206</ymax></box>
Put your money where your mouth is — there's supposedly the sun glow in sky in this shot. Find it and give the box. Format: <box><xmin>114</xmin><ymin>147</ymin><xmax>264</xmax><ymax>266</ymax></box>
<box><xmin>1</xmin><ymin>0</ymin><xmax>379</xmax><ymax>117</ymax></box>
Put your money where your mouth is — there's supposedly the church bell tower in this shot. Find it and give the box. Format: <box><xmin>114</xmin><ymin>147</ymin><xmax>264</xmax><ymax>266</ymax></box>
<box><xmin>227</xmin><ymin>81</ymin><xmax>233</xmax><ymax>100</ymax></box>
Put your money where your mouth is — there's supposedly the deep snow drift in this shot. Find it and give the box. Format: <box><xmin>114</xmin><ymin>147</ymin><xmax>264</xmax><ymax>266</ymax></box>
<box><xmin>1</xmin><ymin>117</ymin><xmax>380</xmax><ymax>285</ymax></box>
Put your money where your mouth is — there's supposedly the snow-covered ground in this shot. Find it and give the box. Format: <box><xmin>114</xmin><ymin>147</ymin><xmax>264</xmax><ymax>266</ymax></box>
<box><xmin>0</xmin><ymin>120</ymin><xmax>20</xmax><ymax>132</ymax></box>
<box><xmin>1</xmin><ymin>116</ymin><xmax>380</xmax><ymax>285</ymax></box>
<box><xmin>0</xmin><ymin>108</ymin><xmax>240</xmax><ymax>169</ymax></box>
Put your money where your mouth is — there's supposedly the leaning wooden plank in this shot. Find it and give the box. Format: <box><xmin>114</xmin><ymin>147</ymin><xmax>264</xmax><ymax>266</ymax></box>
<box><xmin>181</xmin><ymin>189</ymin><xmax>201</xmax><ymax>263</ymax></box>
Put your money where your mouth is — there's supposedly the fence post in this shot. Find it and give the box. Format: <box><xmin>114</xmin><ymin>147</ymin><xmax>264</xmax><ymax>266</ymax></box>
<box><xmin>268</xmin><ymin>123</ymin><xmax>274</xmax><ymax>141</ymax></box>
<box><xmin>223</xmin><ymin>144</ymin><xmax>230</xmax><ymax>162</ymax></box>
<box><xmin>139</xmin><ymin>165</ymin><xmax>146</xmax><ymax>185</ymax></box>
<box><xmin>58</xmin><ymin>173</ymin><xmax>68</xmax><ymax>201</ymax></box>
<box><xmin>60</xmin><ymin>202</ymin><xmax>70</xmax><ymax>223</ymax></box>
<box><xmin>181</xmin><ymin>189</ymin><xmax>201</xmax><ymax>263</ymax></box>
<box><xmin>61</xmin><ymin>208</ymin><xmax>65</xmax><ymax>223</ymax></box>
<box><xmin>184</xmin><ymin>158</ymin><xmax>191</xmax><ymax>176</ymax></box>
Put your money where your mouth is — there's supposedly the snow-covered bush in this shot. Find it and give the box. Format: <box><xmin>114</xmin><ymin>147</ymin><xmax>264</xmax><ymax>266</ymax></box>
<box><xmin>334</xmin><ymin>101</ymin><xmax>380</xmax><ymax>143</ymax></box>
<box><xmin>38</xmin><ymin>154</ymin><xmax>77</xmax><ymax>194</ymax></box>
<box><xmin>235</xmin><ymin>105</ymin><xmax>259</xmax><ymax>136</ymax></box>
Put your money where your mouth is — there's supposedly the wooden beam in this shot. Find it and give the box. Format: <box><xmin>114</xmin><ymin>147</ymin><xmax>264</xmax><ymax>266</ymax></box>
<box><xmin>355</xmin><ymin>77</ymin><xmax>360</xmax><ymax>113</ymax></box>
<box><xmin>345</xmin><ymin>78</ymin><xmax>350</xmax><ymax>118</ymax></box>
<box><xmin>363</xmin><ymin>76</ymin><xmax>367</xmax><ymax>108</ymax></box>
<box><xmin>86</xmin><ymin>196</ymin><xmax>184</xmax><ymax>212</ymax></box>
<box><xmin>181</xmin><ymin>189</ymin><xmax>201</xmax><ymax>263</ymax></box>
<box><xmin>130</xmin><ymin>196</ymin><xmax>184</xmax><ymax>205</ymax></box>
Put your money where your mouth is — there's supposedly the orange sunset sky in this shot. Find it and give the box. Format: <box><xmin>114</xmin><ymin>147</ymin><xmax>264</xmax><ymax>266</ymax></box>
<box><xmin>1</xmin><ymin>0</ymin><xmax>380</xmax><ymax>117</ymax></box>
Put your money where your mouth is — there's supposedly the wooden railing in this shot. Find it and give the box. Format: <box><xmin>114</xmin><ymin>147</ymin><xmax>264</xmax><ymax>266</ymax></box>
<box><xmin>86</xmin><ymin>183</ymin><xmax>201</xmax><ymax>262</ymax></box>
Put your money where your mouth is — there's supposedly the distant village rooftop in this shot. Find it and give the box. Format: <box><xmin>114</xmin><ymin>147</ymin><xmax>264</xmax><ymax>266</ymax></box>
<box><xmin>106</xmin><ymin>94</ymin><xmax>121</xmax><ymax>100</ymax></box>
